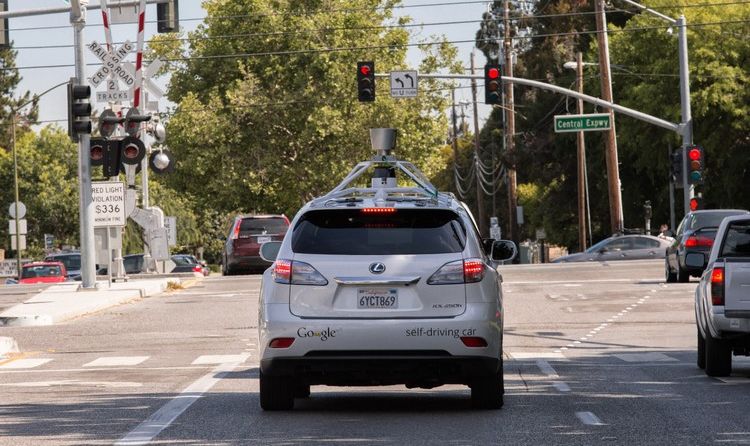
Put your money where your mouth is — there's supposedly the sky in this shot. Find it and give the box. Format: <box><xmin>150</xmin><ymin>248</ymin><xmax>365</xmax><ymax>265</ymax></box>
<box><xmin>10</xmin><ymin>0</ymin><xmax>492</xmax><ymax>134</ymax></box>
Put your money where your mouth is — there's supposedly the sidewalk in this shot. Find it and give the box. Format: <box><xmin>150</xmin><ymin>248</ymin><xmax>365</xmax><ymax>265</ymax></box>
<box><xmin>0</xmin><ymin>277</ymin><xmax>198</xmax><ymax>328</ymax></box>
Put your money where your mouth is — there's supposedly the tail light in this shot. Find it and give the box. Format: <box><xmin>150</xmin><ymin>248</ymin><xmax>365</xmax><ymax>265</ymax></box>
<box><xmin>428</xmin><ymin>258</ymin><xmax>485</xmax><ymax>284</ymax></box>
<box><xmin>232</xmin><ymin>220</ymin><xmax>241</xmax><ymax>240</ymax></box>
<box><xmin>273</xmin><ymin>259</ymin><xmax>327</xmax><ymax>285</ymax></box>
<box><xmin>710</xmin><ymin>266</ymin><xmax>724</xmax><ymax>306</ymax></box>
<box><xmin>685</xmin><ymin>236</ymin><xmax>713</xmax><ymax>248</ymax></box>
<box><xmin>192</xmin><ymin>265</ymin><xmax>202</xmax><ymax>273</ymax></box>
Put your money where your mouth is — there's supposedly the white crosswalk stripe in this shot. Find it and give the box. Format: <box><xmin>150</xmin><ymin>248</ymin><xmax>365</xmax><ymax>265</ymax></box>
<box><xmin>0</xmin><ymin>358</ymin><xmax>53</xmax><ymax>369</ymax></box>
<box><xmin>83</xmin><ymin>356</ymin><xmax>150</xmax><ymax>367</ymax></box>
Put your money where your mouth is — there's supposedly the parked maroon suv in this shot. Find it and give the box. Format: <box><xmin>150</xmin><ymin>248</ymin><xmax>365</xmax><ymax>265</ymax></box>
<box><xmin>221</xmin><ymin>214</ymin><xmax>290</xmax><ymax>275</ymax></box>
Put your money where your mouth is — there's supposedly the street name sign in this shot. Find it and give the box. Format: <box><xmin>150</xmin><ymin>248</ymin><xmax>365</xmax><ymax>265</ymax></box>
<box><xmin>92</xmin><ymin>181</ymin><xmax>126</xmax><ymax>227</ymax></box>
<box><xmin>390</xmin><ymin>70</ymin><xmax>418</xmax><ymax>98</ymax></box>
<box><xmin>554</xmin><ymin>113</ymin><xmax>611</xmax><ymax>133</ymax></box>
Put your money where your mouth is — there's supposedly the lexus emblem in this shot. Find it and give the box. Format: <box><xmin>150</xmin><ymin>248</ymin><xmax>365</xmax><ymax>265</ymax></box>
<box><xmin>369</xmin><ymin>262</ymin><xmax>386</xmax><ymax>274</ymax></box>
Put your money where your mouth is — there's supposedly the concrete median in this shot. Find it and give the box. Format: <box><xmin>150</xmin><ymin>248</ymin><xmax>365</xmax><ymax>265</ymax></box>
<box><xmin>0</xmin><ymin>277</ymin><xmax>197</xmax><ymax>327</ymax></box>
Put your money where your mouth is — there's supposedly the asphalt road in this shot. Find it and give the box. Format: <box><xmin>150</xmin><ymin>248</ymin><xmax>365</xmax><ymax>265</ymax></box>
<box><xmin>0</xmin><ymin>260</ymin><xmax>748</xmax><ymax>445</ymax></box>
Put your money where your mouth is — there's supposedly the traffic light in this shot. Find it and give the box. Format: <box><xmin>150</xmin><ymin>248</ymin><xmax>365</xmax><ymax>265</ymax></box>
<box><xmin>484</xmin><ymin>64</ymin><xmax>502</xmax><ymax>105</ymax></box>
<box><xmin>0</xmin><ymin>1</ymin><xmax>9</xmax><ymax>49</ymax></box>
<box><xmin>89</xmin><ymin>138</ymin><xmax>121</xmax><ymax>177</ymax></box>
<box><xmin>67</xmin><ymin>80</ymin><xmax>92</xmax><ymax>142</ymax></box>
<box><xmin>157</xmin><ymin>0</ymin><xmax>179</xmax><ymax>33</ymax></box>
<box><xmin>124</xmin><ymin>107</ymin><xmax>151</xmax><ymax>137</ymax></box>
<box><xmin>690</xmin><ymin>196</ymin><xmax>703</xmax><ymax>211</ymax></box>
<box><xmin>670</xmin><ymin>149</ymin><xmax>683</xmax><ymax>187</ymax></box>
<box><xmin>120</xmin><ymin>136</ymin><xmax>147</xmax><ymax>165</ymax></box>
<box><xmin>357</xmin><ymin>61</ymin><xmax>375</xmax><ymax>102</ymax></box>
<box><xmin>687</xmin><ymin>145</ymin><xmax>704</xmax><ymax>185</ymax></box>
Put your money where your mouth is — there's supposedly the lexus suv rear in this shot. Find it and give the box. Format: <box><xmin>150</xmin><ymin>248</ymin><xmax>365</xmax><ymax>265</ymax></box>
<box><xmin>256</xmin><ymin>129</ymin><xmax>515</xmax><ymax>410</ymax></box>
<box><xmin>221</xmin><ymin>214</ymin><xmax>289</xmax><ymax>275</ymax></box>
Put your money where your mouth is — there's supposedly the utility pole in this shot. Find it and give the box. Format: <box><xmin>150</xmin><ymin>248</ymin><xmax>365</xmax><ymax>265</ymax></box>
<box><xmin>503</xmin><ymin>0</ymin><xmax>518</xmax><ymax>244</ymax></box>
<box><xmin>594</xmin><ymin>0</ymin><xmax>624</xmax><ymax>235</ymax></box>
<box><xmin>575</xmin><ymin>52</ymin><xmax>588</xmax><ymax>252</ymax></box>
<box><xmin>470</xmin><ymin>51</ymin><xmax>486</xmax><ymax>236</ymax></box>
<box><xmin>450</xmin><ymin>88</ymin><xmax>460</xmax><ymax>166</ymax></box>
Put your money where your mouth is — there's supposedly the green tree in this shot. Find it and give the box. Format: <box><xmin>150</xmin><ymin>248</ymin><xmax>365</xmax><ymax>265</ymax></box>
<box><xmin>151</xmin><ymin>0</ymin><xmax>459</xmax><ymax>239</ymax></box>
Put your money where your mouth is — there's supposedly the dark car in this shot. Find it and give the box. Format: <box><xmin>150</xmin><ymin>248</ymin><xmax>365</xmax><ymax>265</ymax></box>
<box><xmin>171</xmin><ymin>254</ymin><xmax>206</xmax><ymax>276</ymax></box>
<box><xmin>552</xmin><ymin>234</ymin><xmax>671</xmax><ymax>263</ymax></box>
<box><xmin>666</xmin><ymin>209</ymin><xmax>749</xmax><ymax>282</ymax></box>
<box><xmin>43</xmin><ymin>252</ymin><xmax>81</xmax><ymax>280</ymax></box>
<box><xmin>221</xmin><ymin>214</ymin><xmax>290</xmax><ymax>275</ymax></box>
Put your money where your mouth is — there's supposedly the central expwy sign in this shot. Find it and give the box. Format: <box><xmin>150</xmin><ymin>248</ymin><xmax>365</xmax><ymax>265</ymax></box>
<box><xmin>554</xmin><ymin>113</ymin><xmax>611</xmax><ymax>133</ymax></box>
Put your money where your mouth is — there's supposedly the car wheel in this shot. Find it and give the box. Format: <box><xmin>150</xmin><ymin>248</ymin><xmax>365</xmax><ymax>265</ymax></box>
<box><xmin>697</xmin><ymin>329</ymin><xmax>706</xmax><ymax>369</ymax></box>
<box><xmin>676</xmin><ymin>265</ymin><xmax>690</xmax><ymax>283</ymax></box>
<box><xmin>259</xmin><ymin>371</ymin><xmax>294</xmax><ymax>410</ymax></box>
<box><xmin>665</xmin><ymin>259</ymin><xmax>677</xmax><ymax>283</ymax></box>
<box><xmin>704</xmin><ymin>331</ymin><xmax>732</xmax><ymax>377</ymax></box>
<box><xmin>470</xmin><ymin>365</ymin><xmax>504</xmax><ymax>409</ymax></box>
<box><xmin>294</xmin><ymin>384</ymin><xmax>311</xmax><ymax>399</ymax></box>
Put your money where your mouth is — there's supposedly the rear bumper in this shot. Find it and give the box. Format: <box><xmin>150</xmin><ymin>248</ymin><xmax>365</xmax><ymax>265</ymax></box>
<box><xmin>227</xmin><ymin>255</ymin><xmax>271</xmax><ymax>270</ymax></box>
<box><xmin>260</xmin><ymin>353</ymin><xmax>501</xmax><ymax>386</ymax></box>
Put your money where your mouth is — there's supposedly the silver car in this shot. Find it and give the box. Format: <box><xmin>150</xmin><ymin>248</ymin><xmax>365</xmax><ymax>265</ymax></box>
<box><xmin>553</xmin><ymin>234</ymin><xmax>671</xmax><ymax>263</ymax></box>
<box><xmin>256</xmin><ymin>129</ymin><xmax>516</xmax><ymax>410</ymax></box>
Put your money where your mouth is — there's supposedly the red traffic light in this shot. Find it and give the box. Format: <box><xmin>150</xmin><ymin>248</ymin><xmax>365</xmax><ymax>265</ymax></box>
<box><xmin>690</xmin><ymin>197</ymin><xmax>702</xmax><ymax>211</ymax></box>
<box><xmin>360</xmin><ymin>64</ymin><xmax>371</xmax><ymax>76</ymax></box>
<box><xmin>90</xmin><ymin>145</ymin><xmax>104</xmax><ymax>163</ymax></box>
<box><xmin>487</xmin><ymin>67</ymin><xmax>500</xmax><ymax>79</ymax></box>
<box><xmin>688</xmin><ymin>148</ymin><xmax>701</xmax><ymax>161</ymax></box>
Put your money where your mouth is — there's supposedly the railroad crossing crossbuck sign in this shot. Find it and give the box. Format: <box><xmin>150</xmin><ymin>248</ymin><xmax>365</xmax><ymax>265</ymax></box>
<box><xmin>88</xmin><ymin>40</ymin><xmax>136</xmax><ymax>102</ymax></box>
<box><xmin>390</xmin><ymin>71</ymin><xmax>418</xmax><ymax>98</ymax></box>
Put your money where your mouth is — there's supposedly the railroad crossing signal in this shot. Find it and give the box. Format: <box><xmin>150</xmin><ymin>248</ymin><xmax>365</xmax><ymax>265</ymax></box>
<box><xmin>68</xmin><ymin>80</ymin><xmax>92</xmax><ymax>142</ymax></box>
<box><xmin>484</xmin><ymin>64</ymin><xmax>502</xmax><ymax>105</ymax></box>
<box><xmin>357</xmin><ymin>61</ymin><xmax>375</xmax><ymax>102</ymax></box>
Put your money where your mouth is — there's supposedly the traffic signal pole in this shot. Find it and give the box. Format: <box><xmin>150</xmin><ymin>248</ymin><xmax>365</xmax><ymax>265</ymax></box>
<box><xmin>71</xmin><ymin>0</ymin><xmax>97</xmax><ymax>289</ymax></box>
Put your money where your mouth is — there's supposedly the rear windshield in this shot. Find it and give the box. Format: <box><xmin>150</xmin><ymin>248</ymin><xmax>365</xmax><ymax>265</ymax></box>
<box><xmin>720</xmin><ymin>220</ymin><xmax>750</xmax><ymax>257</ymax></box>
<box><xmin>22</xmin><ymin>265</ymin><xmax>62</xmax><ymax>278</ymax></box>
<box><xmin>292</xmin><ymin>209</ymin><xmax>466</xmax><ymax>255</ymax></box>
<box><xmin>44</xmin><ymin>254</ymin><xmax>80</xmax><ymax>271</ymax></box>
<box><xmin>237</xmin><ymin>217</ymin><xmax>288</xmax><ymax>237</ymax></box>
<box><xmin>691</xmin><ymin>211</ymin><xmax>747</xmax><ymax>230</ymax></box>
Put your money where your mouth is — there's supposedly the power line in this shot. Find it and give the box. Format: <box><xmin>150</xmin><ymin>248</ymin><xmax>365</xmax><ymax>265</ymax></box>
<box><xmin>8</xmin><ymin>18</ymin><xmax>750</xmax><ymax>72</ymax></box>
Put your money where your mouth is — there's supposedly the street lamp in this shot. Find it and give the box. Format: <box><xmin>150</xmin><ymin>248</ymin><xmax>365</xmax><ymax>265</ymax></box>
<box><xmin>614</xmin><ymin>0</ymin><xmax>693</xmax><ymax>215</ymax></box>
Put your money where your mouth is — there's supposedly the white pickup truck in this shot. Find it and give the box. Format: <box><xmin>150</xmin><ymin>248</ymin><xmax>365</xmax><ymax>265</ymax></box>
<box><xmin>693</xmin><ymin>214</ymin><xmax>750</xmax><ymax>377</ymax></box>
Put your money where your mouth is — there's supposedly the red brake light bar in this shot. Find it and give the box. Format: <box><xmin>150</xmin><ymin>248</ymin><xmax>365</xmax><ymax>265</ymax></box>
<box><xmin>711</xmin><ymin>266</ymin><xmax>725</xmax><ymax>306</ymax></box>
<box><xmin>685</xmin><ymin>236</ymin><xmax>713</xmax><ymax>248</ymax></box>
<box><xmin>361</xmin><ymin>207</ymin><xmax>397</xmax><ymax>214</ymax></box>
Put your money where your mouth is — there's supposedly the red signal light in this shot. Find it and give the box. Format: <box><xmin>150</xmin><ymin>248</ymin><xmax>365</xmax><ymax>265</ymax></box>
<box><xmin>689</xmin><ymin>198</ymin><xmax>702</xmax><ymax>211</ymax></box>
<box><xmin>361</xmin><ymin>207</ymin><xmax>397</xmax><ymax>214</ymax></box>
<box><xmin>688</xmin><ymin>148</ymin><xmax>701</xmax><ymax>161</ymax></box>
<box><xmin>91</xmin><ymin>145</ymin><xmax>104</xmax><ymax>161</ymax></box>
<box><xmin>488</xmin><ymin>67</ymin><xmax>500</xmax><ymax>79</ymax></box>
<box><xmin>360</xmin><ymin>64</ymin><xmax>371</xmax><ymax>76</ymax></box>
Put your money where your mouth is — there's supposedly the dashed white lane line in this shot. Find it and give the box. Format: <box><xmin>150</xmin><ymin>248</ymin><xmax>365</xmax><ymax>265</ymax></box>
<box><xmin>84</xmin><ymin>356</ymin><xmax>149</xmax><ymax>367</ymax></box>
<box><xmin>536</xmin><ymin>360</ymin><xmax>571</xmax><ymax>393</ymax></box>
<box><xmin>0</xmin><ymin>358</ymin><xmax>52</xmax><ymax>369</ymax></box>
<box><xmin>192</xmin><ymin>354</ymin><xmax>249</xmax><ymax>365</ymax></box>
<box><xmin>115</xmin><ymin>354</ymin><xmax>251</xmax><ymax>446</ymax></box>
<box><xmin>576</xmin><ymin>411</ymin><xmax>605</xmax><ymax>426</ymax></box>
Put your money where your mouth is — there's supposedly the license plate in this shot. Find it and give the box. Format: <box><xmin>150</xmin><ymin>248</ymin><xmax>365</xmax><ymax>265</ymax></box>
<box><xmin>257</xmin><ymin>236</ymin><xmax>272</xmax><ymax>243</ymax></box>
<box><xmin>358</xmin><ymin>288</ymin><xmax>398</xmax><ymax>309</ymax></box>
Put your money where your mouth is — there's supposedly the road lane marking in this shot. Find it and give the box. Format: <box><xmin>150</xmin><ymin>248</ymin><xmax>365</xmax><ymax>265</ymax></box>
<box><xmin>192</xmin><ymin>354</ymin><xmax>249</xmax><ymax>365</ymax></box>
<box><xmin>553</xmin><ymin>382</ymin><xmax>571</xmax><ymax>392</ymax></box>
<box><xmin>84</xmin><ymin>356</ymin><xmax>149</xmax><ymax>367</ymax></box>
<box><xmin>614</xmin><ymin>353</ymin><xmax>677</xmax><ymax>362</ymax></box>
<box><xmin>535</xmin><ymin>360</ymin><xmax>559</xmax><ymax>377</ymax></box>
<box><xmin>115</xmin><ymin>354</ymin><xmax>250</xmax><ymax>446</ymax></box>
<box><xmin>576</xmin><ymin>411</ymin><xmax>604</xmax><ymax>426</ymax></box>
<box><xmin>506</xmin><ymin>278</ymin><xmax>661</xmax><ymax>284</ymax></box>
<box><xmin>0</xmin><ymin>379</ymin><xmax>141</xmax><ymax>388</ymax></box>
<box><xmin>510</xmin><ymin>352</ymin><xmax>565</xmax><ymax>360</ymax></box>
<box><xmin>0</xmin><ymin>358</ymin><xmax>52</xmax><ymax>369</ymax></box>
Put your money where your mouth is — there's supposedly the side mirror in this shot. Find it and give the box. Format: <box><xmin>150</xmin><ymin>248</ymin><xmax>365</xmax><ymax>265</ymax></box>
<box><xmin>685</xmin><ymin>252</ymin><xmax>706</xmax><ymax>269</ymax></box>
<box><xmin>491</xmin><ymin>240</ymin><xmax>517</xmax><ymax>262</ymax></box>
<box><xmin>259</xmin><ymin>241</ymin><xmax>282</xmax><ymax>262</ymax></box>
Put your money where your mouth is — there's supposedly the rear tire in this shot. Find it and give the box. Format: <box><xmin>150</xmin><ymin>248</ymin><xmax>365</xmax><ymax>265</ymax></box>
<box><xmin>705</xmin><ymin>332</ymin><xmax>732</xmax><ymax>377</ymax></box>
<box><xmin>665</xmin><ymin>259</ymin><xmax>677</xmax><ymax>283</ymax></box>
<box><xmin>294</xmin><ymin>384</ymin><xmax>311</xmax><ymax>399</ymax></box>
<box><xmin>697</xmin><ymin>329</ymin><xmax>706</xmax><ymax>369</ymax></box>
<box><xmin>677</xmin><ymin>264</ymin><xmax>690</xmax><ymax>283</ymax></box>
<box><xmin>259</xmin><ymin>371</ymin><xmax>294</xmax><ymax>410</ymax></box>
<box><xmin>470</xmin><ymin>365</ymin><xmax>504</xmax><ymax>410</ymax></box>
